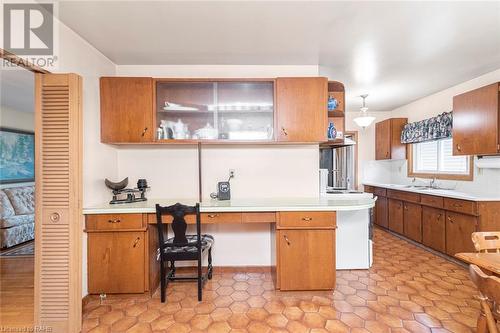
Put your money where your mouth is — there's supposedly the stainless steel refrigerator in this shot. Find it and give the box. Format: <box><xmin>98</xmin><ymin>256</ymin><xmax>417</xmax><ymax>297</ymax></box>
<box><xmin>319</xmin><ymin>140</ymin><xmax>356</xmax><ymax>190</ymax></box>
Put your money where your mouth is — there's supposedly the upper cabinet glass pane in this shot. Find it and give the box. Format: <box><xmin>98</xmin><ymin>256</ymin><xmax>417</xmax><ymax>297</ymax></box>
<box><xmin>156</xmin><ymin>80</ymin><xmax>274</xmax><ymax>141</ymax></box>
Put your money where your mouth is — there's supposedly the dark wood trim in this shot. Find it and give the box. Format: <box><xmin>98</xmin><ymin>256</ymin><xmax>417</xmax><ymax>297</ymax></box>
<box><xmin>198</xmin><ymin>142</ymin><xmax>202</xmax><ymax>202</ymax></box>
<box><xmin>0</xmin><ymin>48</ymin><xmax>50</xmax><ymax>74</ymax></box>
<box><xmin>407</xmin><ymin>142</ymin><xmax>474</xmax><ymax>181</ymax></box>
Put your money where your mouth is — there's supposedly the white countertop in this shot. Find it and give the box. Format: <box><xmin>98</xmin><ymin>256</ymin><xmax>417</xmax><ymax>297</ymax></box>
<box><xmin>363</xmin><ymin>181</ymin><xmax>500</xmax><ymax>201</ymax></box>
<box><xmin>83</xmin><ymin>197</ymin><xmax>375</xmax><ymax>215</ymax></box>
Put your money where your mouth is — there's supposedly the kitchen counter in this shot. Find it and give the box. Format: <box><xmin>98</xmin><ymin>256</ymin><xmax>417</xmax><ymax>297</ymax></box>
<box><xmin>83</xmin><ymin>196</ymin><xmax>375</xmax><ymax>214</ymax></box>
<box><xmin>363</xmin><ymin>181</ymin><xmax>500</xmax><ymax>201</ymax></box>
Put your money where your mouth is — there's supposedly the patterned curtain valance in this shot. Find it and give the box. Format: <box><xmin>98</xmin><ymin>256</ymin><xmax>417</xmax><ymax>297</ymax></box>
<box><xmin>401</xmin><ymin>111</ymin><xmax>452</xmax><ymax>144</ymax></box>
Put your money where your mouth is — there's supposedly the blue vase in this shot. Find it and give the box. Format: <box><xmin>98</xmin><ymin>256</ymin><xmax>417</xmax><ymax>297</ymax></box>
<box><xmin>328</xmin><ymin>96</ymin><xmax>338</xmax><ymax>111</ymax></box>
<box><xmin>327</xmin><ymin>122</ymin><xmax>337</xmax><ymax>139</ymax></box>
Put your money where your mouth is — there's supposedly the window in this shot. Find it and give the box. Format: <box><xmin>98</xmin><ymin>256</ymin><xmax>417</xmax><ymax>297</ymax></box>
<box><xmin>409</xmin><ymin>138</ymin><xmax>473</xmax><ymax>180</ymax></box>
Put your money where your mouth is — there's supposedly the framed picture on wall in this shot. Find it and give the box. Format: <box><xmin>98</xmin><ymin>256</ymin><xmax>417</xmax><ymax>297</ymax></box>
<box><xmin>0</xmin><ymin>128</ymin><xmax>35</xmax><ymax>184</ymax></box>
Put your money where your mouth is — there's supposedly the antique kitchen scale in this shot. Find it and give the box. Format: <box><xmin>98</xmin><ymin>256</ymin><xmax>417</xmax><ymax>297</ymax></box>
<box><xmin>105</xmin><ymin>177</ymin><xmax>149</xmax><ymax>204</ymax></box>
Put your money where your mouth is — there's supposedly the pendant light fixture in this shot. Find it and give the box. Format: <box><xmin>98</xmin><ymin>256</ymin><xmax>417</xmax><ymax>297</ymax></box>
<box><xmin>353</xmin><ymin>94</ymin><xmax>376</xmax><ymax>128</ymax></box>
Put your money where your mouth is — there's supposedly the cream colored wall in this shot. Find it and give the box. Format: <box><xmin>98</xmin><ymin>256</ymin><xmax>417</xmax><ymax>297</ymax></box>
<box><xmin>344</xmin><ymin>111</ymin><xmax>394</xmax><ymax>187</ymax></box>
<box><xmin>0</xmin><ymin>107</ymin><xmax>35</xmax><ymax>132</ymax></box>
<box><xmin>115</xmin><ymin>65</ymin><xmax>321</xmax><ymax>200</ymax></box>
<box><xmin>380</xmin><ymin>68</ymin><xmax>500</xmax><ymax>196</ymax></box>
<box><xmin>54</xmin><ymin>22</ymin><xmax>116</xmax><ymax>297</ymax></box>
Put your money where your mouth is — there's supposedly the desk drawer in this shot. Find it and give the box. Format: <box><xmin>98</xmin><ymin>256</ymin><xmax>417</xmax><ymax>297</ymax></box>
<box><xmin>149</xmin><ymin>214</ymin><xmax>197</xmax><ymax>224</ymax></box>
<box><xmin>420</xmin><ymin>194</ymin><xmax>444</xmax><ymax>209</ymax></box>
<box><xmin>201</xmin><ymin>212</ymin><xmax>242</xmax><ymax>224</ymax></box>
<box><xmin>444</xmin><ymin>198</ymin><xmax>478</xmax><ymax>215</ymax></box>
<box><xmin>86</xmin><ymin>214</ymin><xmax>144</xmax><ymax>231</ymax></box>
<box><xmin>242</xmin><ymin>212</ymin><xmax>276</xmax><ymax>223</ymax></box>
<box><xmin>278</xmin><ymin>211</ymin><xmax>336</xmax><ymax>229</ymax></box>
<box><xmin>387</xmin><ymin>189</ymin><xmax>420</xmax><ymax>203</ymax></box>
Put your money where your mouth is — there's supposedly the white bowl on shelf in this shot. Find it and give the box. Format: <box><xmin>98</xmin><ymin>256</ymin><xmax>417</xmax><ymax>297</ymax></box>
<box><xmin>226</xmin><ymin>119</ymin><xmax>243</xmax><ymax>131</ymax></box>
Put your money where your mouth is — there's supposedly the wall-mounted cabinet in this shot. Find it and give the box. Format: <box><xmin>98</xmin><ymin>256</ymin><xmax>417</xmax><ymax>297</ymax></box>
<box><xmin>100</xmin><ymin>77</ymin><xmax>154</xmax><ymax>143</ymax></box>
<box><xmin>275</xmin><ymin>77</ymin><xmax>328</xmax><ymax>142</ymax></box>
<box><xmin>100</xmin><ymin>76</ymin><xmax>334</xmax><ymax>144</ymax></box>
<box><xmin>375</xmin><ymin>118</ymin><xmax>408</xmax><ymax>160</ymax></box>
<box><xmin>155</xmin><ymin>80</ymin><xmax>275</xmax><ymax>142</ymax></box>
<box><xmin>452</xmin><ymin>82</ymin><xmax>500</xmax><ymax>156</ymax></box>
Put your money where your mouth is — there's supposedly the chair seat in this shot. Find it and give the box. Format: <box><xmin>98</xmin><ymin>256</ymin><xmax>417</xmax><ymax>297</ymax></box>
<box><xmin>163</xmin><ymin>234</ymin><xmax>214</xmax><ymax>255</ymax></box>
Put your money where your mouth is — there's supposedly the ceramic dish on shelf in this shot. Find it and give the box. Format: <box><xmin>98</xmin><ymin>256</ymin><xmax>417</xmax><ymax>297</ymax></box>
<box><xmin>163</xmin><ymin>102</ymin><xmax>199</xmax><ymax>111</ymax></box>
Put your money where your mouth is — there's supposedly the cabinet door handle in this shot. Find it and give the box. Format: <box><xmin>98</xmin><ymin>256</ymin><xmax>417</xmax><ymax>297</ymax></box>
<box><xmin>404</xmin><ymin>205</ymin><xmax>408</xmax><ymax>210</ymax></box>
<box><xmin>447</xmin><ymin>216</ymin><xmax>453</xmax><ymax>223</ymax></box>
<box><xmin>281</xmin><ymin>127</ymin><xmax>288</xmax><ymax>136</ymax></box>
<box><xmin>301</xmin><ymin>217</ymin><xmax>312</xmax><ymax>221</ymax></box>
<box><xmin>207</xmin><ymin>214</ymin><xmax>219</xmax><ymax>218</ymax></box>
<box><xmin>141</xmin><ymin>127</ymin><xmax>148</xmax><ymax>137</ymax></box>
<box><xmin>385</xmin><ymin>151</ymin><xmax>389</xmax><ymax>158</ymax></box>
<box><xmin>437</xmin><ymin>214</ymin><xmax>442</xmax><ymax>220</ymax></box>
<box><xmin>133</xmin><ymin>237</ymin><xmax>140</xmax><ymax>248</ymax></box>
<box><xmin>283</xmin><ymin>235</ymin><xmax>291</xmax><ymax>246</ymax></box>
<box><xmin>456</xmin><ymin>144</ymin><xmax>462</xmax><ymax>152</ymax></box>
<box><xmin>107</xmin><ymin>219</ymin><xmax>121</xmax><ymax>223</ymax></box>
<box><xmin>452</xmin><ymin>203</ymin><xmax>462</xmax><ymax>208</ymax></box>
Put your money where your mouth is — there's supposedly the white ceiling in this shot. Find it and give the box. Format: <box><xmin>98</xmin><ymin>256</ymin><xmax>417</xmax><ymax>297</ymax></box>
<box><xmin>0</xmin><ymin>68</ymin><xmax>35</xmax><ymax>113</ymax></box>
<box><xmin>57</xmin><ymin>1</ymin><xmax>500</xmax><ymax>110</ymax></box>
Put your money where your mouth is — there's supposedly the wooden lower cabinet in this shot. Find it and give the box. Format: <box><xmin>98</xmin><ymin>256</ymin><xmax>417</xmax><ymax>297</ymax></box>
<box><xmin>88</xmin><ymin>231</ymin><xmax>146</xmax><ymax>294</ymax></box>
<box><xmin>388</xmin><ymin>199</ymin><xmax>404</xmax><ymax>234</ymax></box>
<box><xmin>375</xmin><ymin>196</ymin><xmax>388</xmax><ymax>228</ymax></box>
<box><xmin>422</xmin><ymin>207</ymin><xmax>446</xmax><ymax>253</ymax></box>
<box><xmin>403</xmin><ymin>202</ymin><xmax>422</xmax><ymax>243</ymax></box>
<box><xmin>446</xmin><ymin>211</ymin><xmax>477</xmax><ymax>256</ymax></box>
<box><xmin>278</xmin><ymin>229</ymin><xmax>335</xmax><ymax>290</ymax></box>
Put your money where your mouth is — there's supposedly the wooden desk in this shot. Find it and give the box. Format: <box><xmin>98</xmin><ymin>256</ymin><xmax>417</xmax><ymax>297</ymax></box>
<box><xmin>455</xmin><ymin>252</ymin><xmax>500</xmax><ymax>276</ymax></box>
<box><xmin>85</xmin><ymin>211</ymin><xmax>337</xmax><ymax>294</ymax></box>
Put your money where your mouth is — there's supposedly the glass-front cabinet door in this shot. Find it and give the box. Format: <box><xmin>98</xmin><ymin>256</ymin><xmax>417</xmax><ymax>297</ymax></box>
<box><xmin>155</xmin><ymin>80</ymin><xmax>274</xmax><ymax>142</ymax></box>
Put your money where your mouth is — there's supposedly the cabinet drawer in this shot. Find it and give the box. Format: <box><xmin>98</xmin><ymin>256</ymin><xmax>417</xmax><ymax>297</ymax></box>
<box><xmin>387</xmin><ymin>189</ymin><xmax>420</xmax><ymax>203</ymax></box>
<box><xmin>420</xmin><ymin>194</ymin><xmax>444</xmax><ymax>209</ymax></box>
<box><xmin>444</xmin><ymin>198</ymin><xmax>478</xmax><ymax>215</ymax></box>
<box><xmin>373</xmin><ymin>187</ymin><xmax>387</xmax><ymax>197</ymax></box>
<box><xmin>201</xmin><ymin>212</ymin><xmax>242</xmax><ymax>224</ymax></box>
<box><xmin>278</xmin><ymin>211</ymin><xmax>336</xmax><ymax>229</ymax></box>
<box><xmin>86</xmin><ymin>214</ymin><xmax>144</xmax><ymax>231</ymax></box>
<box><xmin>148</xmin><ymin>213</ymin><xmax>197</xmax><ymax>224</ymax></box>
<box><xmin>242</xmin><ymin>212</ymin><xmax>276</xmax><ymax>223</ymax></box>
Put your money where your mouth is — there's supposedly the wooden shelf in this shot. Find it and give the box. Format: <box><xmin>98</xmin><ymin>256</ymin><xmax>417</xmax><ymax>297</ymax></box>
<box><xmin>328</xmin><ymin>110</ymin><xmax>345</xmax><ymax>117</ymax></box>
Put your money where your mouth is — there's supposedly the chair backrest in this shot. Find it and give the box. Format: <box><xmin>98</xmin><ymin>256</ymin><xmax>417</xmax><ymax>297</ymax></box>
<box><xmin>155</xmin><ymin>203</ymin><xmax>201</xmax><ymax>250</ymax></box>
<box><xmin>469</xmin><ymin>265</ymin><xmax>500</xmax><ymax>333</ymax></box>
<box><xmin>472</xmin><ymin>232</ymin><xmax>500</xmax><ymax>253</ymax></box>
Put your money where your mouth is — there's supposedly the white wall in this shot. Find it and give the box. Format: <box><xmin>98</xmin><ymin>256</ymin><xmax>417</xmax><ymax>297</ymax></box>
<box><xmin>345</xmin><ymin>111</ymin><xmax>393</xmax><ymax>186</ymax></box>
<box><xmin>0</xmin><ymin>107</ymin><xmax>35</xmax><ymax>132</ymax></box>
<box><xmin>54</xmin><ymin>23</ymin><xmax>116</xmax><ymax>297</ymax></box>
<box><xmin>372</xmin><ymin>68</ymin><xmax>500</xmax><ymax>196</ymax></box>
<box><xmin>113</xmin><ymin>65</ymin><xmax>321</xmax><ymax>269</ymax></box>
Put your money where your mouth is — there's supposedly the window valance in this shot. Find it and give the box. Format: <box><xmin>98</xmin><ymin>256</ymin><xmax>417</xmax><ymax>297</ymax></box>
<box><xmin>401</xmin><ymin>111</ymin><xmax>452</xmax><ymax>144</ymax></box>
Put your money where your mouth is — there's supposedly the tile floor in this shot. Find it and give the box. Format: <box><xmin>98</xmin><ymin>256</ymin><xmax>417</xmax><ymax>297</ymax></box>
<box><xmin>82</xmin><ymin>228</ymin><xmax>483</xmax><ymax>333</ymax></box>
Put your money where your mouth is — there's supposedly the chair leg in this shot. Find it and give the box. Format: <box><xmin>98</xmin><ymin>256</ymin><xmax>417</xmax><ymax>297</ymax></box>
<box><xmin>477</xmin><ymin>312</ymin><xmax>488</xmax><ymax>333</ymax></box>
<box><xmin>197</xmin><ymin>254</ymin><xmax>202</xmax><ymax>301</ymax></box>
<box><xmin>208</xmin><ymin>247</ymin><xmax>213</xmax><ymax>280</ymax></box>
<box><xmin>160</xmin><ymin>260</ymin><xmax>166</xmax><ymax>303</ymax></box>
<box><xmin>170</xmin><ymin>261</ymin><xmax>176</xmax><ymax>277</ymax></box>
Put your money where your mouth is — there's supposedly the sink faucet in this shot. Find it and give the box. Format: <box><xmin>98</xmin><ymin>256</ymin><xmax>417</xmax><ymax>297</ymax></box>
<box><xmin>430</xmin><ymin>177</ymin><xmax>437</xmax><ymax>189</ymax></box>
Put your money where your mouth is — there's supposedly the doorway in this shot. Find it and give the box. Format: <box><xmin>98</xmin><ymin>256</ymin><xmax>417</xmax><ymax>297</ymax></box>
<box><xmin>0</xmin><ymin>62</ymin><xmax>36</xmax><ymax>327</ymax></box>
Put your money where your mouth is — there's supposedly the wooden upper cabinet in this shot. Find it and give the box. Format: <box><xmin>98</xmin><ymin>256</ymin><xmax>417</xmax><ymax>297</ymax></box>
<box><xmin>100</xmin><ymin>77</ymin><xmax>154</xmax><ymax>143</ymax></box>
<box><xmin>375</xmin><ymin>118</ymin><xmax>408</xmax><ymax>160</ymax></box>
<box><xmin>276</xmin><ymin>77</ymin><xmax>328</xmax><ymax>142</ymax></box>
<box><xmin>452</xmin><ymin>82</ymin><xmax>500</xmax><ymax>156</ymax></box>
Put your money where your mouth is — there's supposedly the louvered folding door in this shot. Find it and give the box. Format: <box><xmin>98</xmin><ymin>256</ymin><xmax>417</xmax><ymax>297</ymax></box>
<box><xmin>34</xmin><ymin>74</ymin><xmax>82</xmax><ymax>333</ymax></box>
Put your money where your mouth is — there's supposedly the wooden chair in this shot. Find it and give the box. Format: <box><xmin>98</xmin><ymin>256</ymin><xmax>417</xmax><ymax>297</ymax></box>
<box><xmin>469</xmin><ymin>265</ymin><xmax>500</xmax><ymax>333</ymax></box>
<box><xmin>155</xmin><ymin>203</ymin><xmax>214</xmax><ymax>303</ymax></box>
<box><xmin>472</xmin><ymin>232</ymin><xmax>500</xmax><ymax>253</ymax></box>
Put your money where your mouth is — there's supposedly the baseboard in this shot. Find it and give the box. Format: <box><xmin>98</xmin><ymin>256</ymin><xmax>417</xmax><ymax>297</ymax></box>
<box><xmin>172</xmin><ymin>265</ymin><xmax>272</xmax><ymax>273</ymax></box>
